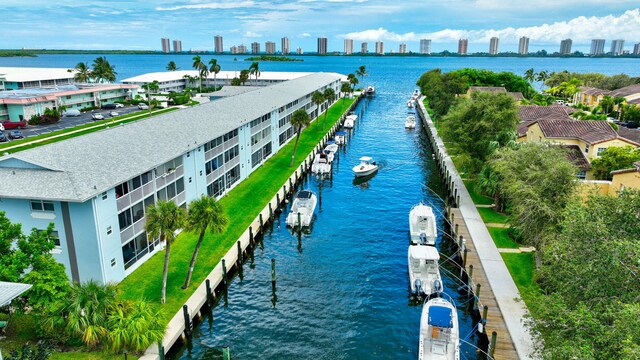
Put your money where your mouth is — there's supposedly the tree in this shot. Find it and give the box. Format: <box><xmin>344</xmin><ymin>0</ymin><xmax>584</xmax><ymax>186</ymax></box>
<box><xmin>340</xmin><ymin>82</ymin><xmax>352</xmax><ymax>100</ymax></box>
<box><xmin>145</xmin><ymin>200</ymin><xmax>186</xmax><ymax>304</ymax></box>
<box><xmin>182</xmin><ymin>195</ymin><xmax>228</xmax><ymax>289</ymax></box>
<box><xmin>624</xmin><ymin>104</ymin><xmax>640</xmax><ymax>125</ymax></box>
<box><xmin>546</xmin><ymin>78</ymin><xmax>583</xmax><ymax>100</ymax></box>
<box><xmin>311</xmin><ymin>91</ymin><xmax>324</xmax><ymax>123</ymax></box>
<box><xmin>70</xmin><ymin>62</ymin><xmax>92</xmax><ymax>83</ymax></box>
<box><xmin>248</xmin><ymin>62</ymin><xmax>260</xmax><ymax>85</ymax></box>
<box><xmin>490</xmin><ymin>142</ymin><xmax>576</xmax><ymax>266</ymax></box>
<box><xmin>141</xmin><ymin>80</ymin><xmax>159</xmax><ymax>112</ymax></box>
<box><xmin>289</xmin><ymin>109</ymin><xmax>310</xmax><ymax>167</ymax></box>
<box><xmin>590</xmin><ymin>146</ymin><xmax>640</xmax><ymax>180</ymax></box>
<box><xmin>182</xmin><ymin>74</ymin><xmax>197</xmax><ymax>88</ymax></box>
<box><xmin>106</xmin><ymin>300</ymin><xmax>165</xmax><ymax>353</ymax></box>
<box><xmin>91</xmin><ymin>56</ymin><xmax>117</xmax><ymax>83</ymax></box>
<box><xmin>239</xmin><ymin>70</ymin><xmax>250</xmax><ymax>85</ymax></box>
<box><xmin>192</xmin><ymin>55</ymin><xmax>206</xmax><ymax>92</ymax></box>
<box><xmin>322</xmin><ymin>88</ymin><xmax>336</xmax><ymax>129</ymax></box>
<box><xmin>347</xmin><ymin>73</ymin><xmax>358</xmax><ymax>91</ymax></box>
<box><xmin>416</xmin><ymin>69</ymin><xmax>467</xmax><ymax>117</ymax></box>
<box><xmin>208</xmin><ymin>58</ymin><xmax>221</xmax><ymax>91</ymax></box>
<box><xmin>613</xmin><ymin>96</ymin><xmax>626</xmax><ymax>120</ymax></box>
<box><xmin>535</xmin><ymin>70</ymin><xmax>550</xmax><ymax>90</ymax></box>
<box><xmin>599</xmin><ymin>95</ymin><xmax>614</xmax><ymax>114</ymax></box>
<box><xmin>523</xmin><ymin>68</ymin><xmax>535</xmax><ymax>83</ymax></box>
<box><xmin>355</xmin><ymin>65</ymin><xmax>367</xmax><ymax>84</ymax></box>
<box><xmin>166</xmin><ymin>61</ymin><xmax>178</xmax><ymax>71</ymax></box>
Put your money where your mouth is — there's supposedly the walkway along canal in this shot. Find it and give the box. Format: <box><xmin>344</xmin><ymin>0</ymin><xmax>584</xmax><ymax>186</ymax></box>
<box><xmin>167</xmin><ymin>90</ymin><xmax>494</xmax><ymax>359</ymax></box>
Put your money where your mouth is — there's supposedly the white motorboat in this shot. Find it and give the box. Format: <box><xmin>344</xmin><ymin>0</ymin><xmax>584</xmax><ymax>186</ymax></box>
<box><xmin>407</xmin><ymin>99</ymin><xmax>415</xmax><ymax>108</ymax></box>
<box><xmin>418</xmin><ymin>297</ymin><xmax>460</xmax><ymax>360</ymax></box>
<box><xmin>346</xmin><ymin>114</ymin><xmax>358</xmax><ymax>122</ymax></box>
<box><xmin>311</xmin><ymin>152</ymin><xmax>332</xmax><ymax>175</ymax></box>
<box><xmin>366</xmin><ymin>85</ymin><xmax>375</xmax><ymax>95</ymax></box>
<box><xmin>408</xmin><ymin>245</ymin><xmax>443</xmax><ymax>297</ymax></box>
<box><xmin>324</xmin><ymin>142</ymin><xmax>339</xmax><ymax>161</ymax></box>
<box><xmin>344</xmin><ymin>117</ymin><xmax>355</xmax><ymax>129</ymax></box>
<box><xmin>352</xmin><ymin>156</ymin><xmax>379</xmax><ymax>177</ymax></box>
<box><xmin>413</xmin><ymin>89</ymin><xmax>421</xmax><ymax>98</ymax></box>
<box><xmin>409</xmin><ymin>203</ymin><xmax>438</xmax><ymax>246</ymax></box>
<box><xmin>405</xmin><ymin>115</ymin><xmax>416</xmax><ymax>129</ymax></box>
<box><xmin>334</xmin><ymin>131</ymin><xmax>347</xmax><ymax>145</ymax></box>
<box><xmin>286</xmin><ymin>190</ymin><xmax>317</xmax><ymax>228</ymax></box>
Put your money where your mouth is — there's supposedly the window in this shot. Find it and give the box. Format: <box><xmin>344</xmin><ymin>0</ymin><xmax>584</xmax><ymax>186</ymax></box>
<box><xmin>262</xmin><ymin>142</ymin><xmax>272</xmax><ymax>158</ymax></box>
<box><xmin>115</xmin><ymin>182</ymin><xmax>129</xmax><ymax>198</ymax></box>
<box><xmin>206</xmin><ymin>154</ymin><xmax>224</xmax><ymax>175</ymax></box>
<box><xmin>597</xmin><ymin>147</ymin><xmax>607</xmax><ymax>156</ymax></box>
<box><xmin>118</xmin><ymin>210</ymin><xmax>133</xmax><ymax>230</ymax></box>
<box><xmin>575</xmin><ymin>171</ymin><xmax>586</xmax><ymax>180</ymax></box>
<box><xmin>107</xmin><ymin>226</ymin><xmax>112</xmax><ymax>235</ymax></box>
<box><xmin>207</xmin><ymin>176</ymin><xmax>225</xmax><ymax>198</ymax></box>
<box><xmin>131</xmin><ymin>201</ymin><xmax>144</xmax><ymax>223</ymax></box>
<box><xmin>31</xmin><ymin>200</ymin><xmax>54</xmax><ymax>212</ymax></box>
<box><xmin>37</xmin><ymin>229</ymin><xmax>60</xmax><ymax>246</ymax></box>
<box><xmin>101</xmin><ymin>192</ymin><xmax>108</xmax><ymax>200</ymax></box>
<box><xmin>176</xmin><ymin>178</ymin><xmax>185</xmax><ymax>194</ymax></box>
<box><xmin>584</xmin><ymin>144</ymin><xmax>590</xmax><ymax>154</ymax></box>
<box><xmin>251</xmin><ymin>149</ymin><xmax>263</xmax><ymax>167</ymax></box>
<box><xmin>156</xmin><ymin>157</ymin><xmax>183</xmax><ymax>177</ymax></box>
<box><xmin>226</xmin><ymin>165</ymin><xmax>240</xmax><ymax>188</ymax></box>
<box><xmin>111</xmin><ymin>258</ymin><xmax>116</xmax><ymax>267</ymax></box>
<box><xmin>224</xmin><ymin>145</ymin><xmax>239</xmax><ymax>162</ymax></box>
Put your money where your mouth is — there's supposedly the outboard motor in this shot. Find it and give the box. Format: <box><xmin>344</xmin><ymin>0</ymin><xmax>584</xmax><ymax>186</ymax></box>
<box><xmin>432</xmin><ymin>279</ymin><xmax>443</xmax><ymax>295</ymax></box>
<box><xmin>419</xmin><ymin>232</ymin><xmax>428</xmax><ymax>245</ymax></box>
<box><xmin>414</xmin><ymin>279</ymin><xmax>423</xmax><ymax>295</ymax></box>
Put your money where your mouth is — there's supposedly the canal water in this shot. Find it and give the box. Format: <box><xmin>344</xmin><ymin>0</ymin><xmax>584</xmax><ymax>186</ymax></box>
<box><xmin>168</xmin><ymin>90</ymin><xmax>479</xmax><ymax>359</ymax></box>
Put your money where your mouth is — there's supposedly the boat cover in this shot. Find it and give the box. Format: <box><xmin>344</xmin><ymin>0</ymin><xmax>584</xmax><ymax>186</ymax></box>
<box><xmin>428</xmin><ymin>305</ymin><xmax>453</xmax><ymax>328</ymax></box>
<box><xmin>297</xmin><ymin>190</ymin><xmax>314</xmax><ymax>199</ymax></box>
<box><xmin>409</xmin><ymin>245</ymin><xmax>440</xmax><ymax>260</ymax></box>
<box><xmin>326</xmin><ymin>140</ymin><xmax>336</xmax><ymax>145</ymax></box>
<box><xmin>335</xmin><ymin>131</ymin><xmax>347</xmax><ymax>135</ymax></box>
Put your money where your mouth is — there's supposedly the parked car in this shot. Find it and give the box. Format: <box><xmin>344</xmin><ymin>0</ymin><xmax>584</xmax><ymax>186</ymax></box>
<box><xmin>101</xmin><ymin>103</ymin><xmax>118</xmax><ymax>110</ymax></box>
<box><xmin>138</xmin><ymin>104</ymin><xmax>149</xmax><ymax>110</ymax></box>
<box><xmin>0</xmin><ymin>132</ymin><xmax>7</xmax><ymax>142</ymax></box>
<box><xmin>63</xmin><ymin>109</ymin><xmax>81</xmax><ymax>117</ymax></box>
<box><xmin>8</xmin><ymin>130</ymin><xmax>24</xmax><ymax>139</ymax></box>
<box><xmin>91</xmin><ymin>113</ymin><xmax>104</xmax><ymax>120</ymax></box>
<box><xmin>0</xmin><ymin>120</ymin><xmax>27</xmax><ymax>129</ymax></box>
<box><xmin>109</xmin><ymin>111</ymin><xmax>119</xmax><ymax>117</ymax></box>
<box><xmin>115</xmin><ymin>103</ymin><xmax>125</xmax><ymax>108</ymax></box>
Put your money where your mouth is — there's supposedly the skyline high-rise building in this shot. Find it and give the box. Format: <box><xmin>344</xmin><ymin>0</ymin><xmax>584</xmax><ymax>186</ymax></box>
<box><xmin>518</xmin><ymin>37</ymin><xmax>529</xmax><ymax>55</ymax></box>
<box><xmin>361</xmin><ymin>42</ymin><xmax>368</xmax><ymax>53</ymax></box>
<box><xmin>458</xmin><ymin>38</ymin><xmax>468</xmax><ymax>55</ymax></box>
<box><xmin>172</xmin><ymin>40</ymin><xmax>182</xmax><ymax>53</ymax></box>
<box><xmin>230</xmin><ymin>45</ymin><xmax>237</xmax><ymax>54</ymax></box>
<box><xmin>559</xmin><ymin>39</ymin><xmax>573</xmax><ymax>54</ymax></box>
<box><xmin>265</xmin><ymin>41</ymin><xmax>276</xmax><ymax>54</ymax></box>
<box><xmin>237</xmin><ymin>45</ymin><xmax>247</xmax><ymax>54</ymax></box>
<box><xmin>375</xmin><ymin>41</ymin><xmax>384</xmax><ymax>54</ymax></box>
<box><xmin>611</xmin><ymin>39</ymin><xmax>625</xmax><ymax>55</ymax></box>
<box><xmin>489</xmin><ymin>37</ymin><xmax>499</xmax><ymax>55</ymax></box>
<box><xmin>590</xmin><ymin>39</ymin><xmax>606</xmax><ymax>55</ymax></box>
<box><xmin>214</xmin><ymin>35</ymin><xmax>223</xmax><ymax>53</ymax></box>
<box><xmin>399</xmin><ymin>43</ymin><xmax>407</xmax><ymax>54</ymax></box>
<box><xmin>344</xmin><ymin>39</ymin><xmax>354</xmax><ymax>55</ymax></box>
<box><xmin>281</xmin><ymin>37</ymin><xmax>290</xmax><ymax>54</ymax></box>
<box><xmin>317</xmin><ymin>37</ymin><xmax>328</xmax><ymax>54</ymax></box>
<box><xmin>420</xmin><ymin>39</ymin><xmax>432</xmax><ymax>54</ymax></box>
<box><xmin>251</xmin><ymin>42</ymin><xmax>260</xmax><ymax>54</ymax></box>
<box><xmin>634</xmin><ymin>43</ymin><xmax>640</xmax><ymax>55</ymax></box>
<box><xmin>296</xmin><ymin>47</ymin><xmax>303</xmax><ymax>55</ymax></box>
<box><xmin>161</xmin><ymin>37</ymin><xmax>170</xmax><ymax>53</ymax></box>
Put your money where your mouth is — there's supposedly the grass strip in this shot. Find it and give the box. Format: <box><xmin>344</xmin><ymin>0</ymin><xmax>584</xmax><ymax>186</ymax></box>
<box><xmin>487</xmin><ymin>227</ymin><xmax>519</xmax><ymax>249</ymax></box>
<box><xmin>118</xmin><ymin>99</ymin><xmax>355</xmax><ymax>323</ymax></box>
<box><xmin>463</xmin><ymin>179</ymin><xmax>493</xmax><ymax>205</ymax></box>
<box><xmin>501</xmin><ymin>252</ymin><xmax>540</xmax><ymax>307</ymax></box>
<box><xmin>477</xmin><ymin>206</ymin><xmax>509</xmax><ymax>224</ymax></box>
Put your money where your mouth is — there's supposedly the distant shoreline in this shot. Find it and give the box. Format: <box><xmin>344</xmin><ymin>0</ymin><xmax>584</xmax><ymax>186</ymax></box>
<box><xmin>1</xmin><ymin>49</ymin><xmax>639</xmax><ymax>59</ymax></box>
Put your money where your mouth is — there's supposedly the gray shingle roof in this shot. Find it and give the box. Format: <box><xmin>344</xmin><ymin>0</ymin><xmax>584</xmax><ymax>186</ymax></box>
<box><xmin>0</xmin><ymin>73</ymin><xmax>343</xmax><ymax>202</ymax></box>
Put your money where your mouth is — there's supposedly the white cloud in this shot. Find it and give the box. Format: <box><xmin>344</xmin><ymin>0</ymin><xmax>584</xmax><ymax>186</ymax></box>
<box><xmin>243</xmin><ymin>31</ymin><xmax>263</xmax><ymax>38</ymax></box>
<box><xmin>300</xmin><ymin>32</ymin><xmax>311</xmax><ymax>37</ymax></box>
<box><xmin>156</xmin><ymin>1</ymin><xmax>256</xmax><ymax>11</ymax></box>
<box><xmin>340</xmin><ymin>8</ymin><xmax>640</xmax><ymax>44</ymax></box>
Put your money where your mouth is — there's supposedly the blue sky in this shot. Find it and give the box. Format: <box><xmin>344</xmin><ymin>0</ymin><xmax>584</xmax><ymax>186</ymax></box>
<box><xmin>3</xmin><ymin>1</ymin><xmax>640</xmax><ymax>53</ymax></box>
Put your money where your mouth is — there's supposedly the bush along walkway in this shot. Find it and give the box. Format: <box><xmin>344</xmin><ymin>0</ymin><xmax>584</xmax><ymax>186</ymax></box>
<box><xmin>116</xmin><ymin>97</ymin><xmax>358</xmax><ymax>358</ymax></box>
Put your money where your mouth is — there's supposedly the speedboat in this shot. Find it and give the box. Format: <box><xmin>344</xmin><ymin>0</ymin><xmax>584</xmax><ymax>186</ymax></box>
<box><xmin>324</xmin><ymin>142</ymin><xmax>339</xmax><ymax>161</ymax></box>
<box><xmin>344</xmin><ymin>117</ymin><xmax>355</xmax><ymax>129</ymax></box>
<box><xmin>311</xmin><ymin>152</ymin><xmax>332</xmax><ymax>175</ymax></box>
<box><xmin>405</xmin><ymin>115</ymin><xmax>416</xmax><ymax>129</ymax></box>
<box><xmin>408</xmin><ymin>245</ymin><xmax>443</xmax><ymax>297</ymax></box>
<box><xmin>347</xmin><ymin>114</ymin><xmax>358</xmax><ymax>122</ymax></box>
<box><xmin>352</xmin><ymin>156</ymin><xmax>379</xmax><ymax>178</ymax></box>
<box><xmin>366</xmin><ymin>86</ymin><xmax>375</xmax><ymax>95</ymax></box>
<box><xmin>419</xmin><ymin>297</ymin><xmax>460</xmax><ymax>360</ymax></box>
<box><xmin>286</xmin><ymin>190</ymin><xmax>317</xmax><ymax>228</ymax></box>
<box><xmin>335</xmin><ymin>131</ymin><xmax>347</xmax><ymax>145</ymax></box>
<box><xmin>413</xmin><ymin>89</ymin><xmax>421</xmax><ymax>98</ymax></box>
<box><xmin>409</xmin><ymin>203</ymin><xmax>438</xmax><ymax>246</ymax></box>
<box><xmin>407</xmin><ymin>99</ymin><xmax>415</xmax><ymax>108</ymax></box>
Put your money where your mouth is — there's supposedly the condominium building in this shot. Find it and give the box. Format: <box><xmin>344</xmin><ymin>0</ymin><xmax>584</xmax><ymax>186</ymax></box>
<box><xmin>375</xmin><ymin>41</ymin><xmax>384</xmax><ymax>55</ymax></box>
<box><xmin>344</xmin><ymin>39</ymin><xmax>354</xmax><ymax>55</ymax></box>
<box><xmin>237</xmin><ymin>45</ymin><xmax>247</xmax><ymax>54</ymax></box>
<box><xmin>230</xmin><ymin>46</ymin><xmax>238</xmax><ymax>54</ymax></box>
<box><xmin>458</xmin><ymin>39</ymin><xmax>468</xmax><ymax>55</ymax></box>
<box><xmin>634</xmin><ymin>43</ymin><xmax>640</xmax><ymax>55</ymax></box>
<box><xmin>489</xmin><ymin>37</ymin><xmax>499</xmax><ymax>55</ymax></box>
<box><xmin>251</xmin><ymin>42</ymin><xmax>260</xmax><ymax>54</ymax></box>
<box><xmin>560</xmin><ymin>39</ymin><xmax>573</xmax><ymax>55</ymax></box>
<box><xmin>0</xmin><ymin>67</ymin><xmax>76</xmax><ymax>91</ymax></box>
<box><xmin>161</xmin><ymin>38</ymin><xmax>170</xmax><ymax>53</ymax></box>
<box><xmin>265</xmin><ymin>41</ymin><xmax>276</xmax><ymax>55</ymax></box>
<box><xmin>0</xmin><ymin>73</ymin><xmax>343</xmax><ymax>284</ymax></box>
<box><xmin>361</xmin><ymin>42</ymin><xmax>368</xmax><ymax>54</ymax></box>
<box><xmin>214</xmin><ymin>35</ymin><xmax>224</xmax><ymax>53</ymax></box>
<box><xmin>611</xmin><ymin>39</ymin><xmax>625</xmax><ymax>55</ymax></box>
<box><xmin>518</xmin><ymin>37</ymin><xmax>529</xmax><ymax>55</ymax></box>
<box><xmin>590</xmin><ymin>39</ymin><xmax>606</xmax><ymax>55</ymax></box>
<box><xmin>317</xmin><ymin>37</ymin><xmax>328</xmax><ymax>54</ymax></box>
<box><xmin>420</xmin><ymin>39</ymin><xmax>432</xmax><ymax>54</ymax></box>
<box><xmin>172</xmin><ymin>40</ymin><xmax>182</xmax><ymax>53</ymax></box>
<box><xmin>281</xmin><ymin>37</ymin><xmax>290</xmax><ymax>55</ymax></box>
<box><xmin>297</xmin><ymin>47</ymin><xmax>304</xmax><ymax>55</ymax></box>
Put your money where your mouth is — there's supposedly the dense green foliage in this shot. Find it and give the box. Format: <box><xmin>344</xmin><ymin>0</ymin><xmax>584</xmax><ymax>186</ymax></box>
<box><xmin>590</xmin><ymin>146</ymin><xmax>640</xmax><ymax>180</ymax></box>
<box><xmin>244</xmin><ymin>55</ymin><xmax>302</xmax><ymax>62</ymax></box>
<box><xmin>453</xmin><ymin>68</ymin><xmax>535</xmax><ymax>98</ymax></box>
<box><xmin>544</xmin><ymin>70</ymin><xmax>640</xmax><ymax>90</ymax></box>
<box><xmin>289</xmin><ymin>108</ymin><xmax>311</xmax><ymax>167</ymax></box>
<box><xmin>415</xmin><ymin>69</ymin><xmax>467</xmax><ymax>117</ymax></box>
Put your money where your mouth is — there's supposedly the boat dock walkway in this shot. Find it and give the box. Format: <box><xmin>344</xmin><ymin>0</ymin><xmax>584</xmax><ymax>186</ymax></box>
<box><xmin>449</xmin><ymin>208</ymin><xmax>519</xmax><ymax>360</ymax></box>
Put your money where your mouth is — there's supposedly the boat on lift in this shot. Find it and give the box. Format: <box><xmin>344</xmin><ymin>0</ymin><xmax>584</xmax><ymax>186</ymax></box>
<box><xmin>408</xmin><ymin>245</ymin><xmax>443</xmax><ymax>298</ymax></box>
<box><xmin>407</xmin><ymin>99</ymin><xmax>415</xmax><ymax>108</ymax></box>
<box><xmin>324</xmin><ymin>141</ymin><xmax>339</xmax><ymax>160</ymax></box>
<box><xmin>409</xmin><ymin>203</ymin><xmax>438</xmax><ymax>246</ymax></box>
<box><xmin>335</xmin><ymin>131</ymin><xmax>347</xmax><ymax>145</ymax></box>
<box><xmin>344</xmin><ymin>117</ymin><xmax>355</xmax><ymax>129</ymax></box>
<box><xmin>405</xmin><ymin>115</ymin><xmax>416</xmax><ymax>129</ymax></box>
<box><xmin>418</xmin><ymin>297</ymin><xmax>460</xmax><ymax>360</ymax></box>
<box><xmin>311</xmin><ymin>151</ymin><xmax>332</xmax><ymax>175</ymax></box>
<box><xmin>286</xmin><ymin>190</ymin><xmax>318</xmax><ymax>228</ymax></box>
<box><xmin>352</xmin><ymin>156</ymin><xmax>379</xmax><ymax>178</ymax></box>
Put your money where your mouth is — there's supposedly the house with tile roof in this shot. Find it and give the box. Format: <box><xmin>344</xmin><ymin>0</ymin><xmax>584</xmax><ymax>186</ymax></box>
<box><xmin>580</xmin><ymin>162</ymin><xmax>640</xmax><ymax>196</ymax></box>
<box><xmin>573</xmin><ymin>84</ymin><xmax>640</xmax><ymax>108</ymax></box>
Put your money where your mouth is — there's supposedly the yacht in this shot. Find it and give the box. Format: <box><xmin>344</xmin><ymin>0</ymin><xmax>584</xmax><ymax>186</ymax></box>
<box><xmin>408</xmin><ymin>245</ymin><xmax>443</xmax><ymax>297</ymax></box>
<box><xmin>418</xmin><ymin>297</ymin><xmax>460</xmax><ymax>360</ymax></box>
<box><xmin>311</xmin><ymin>151</ymin><xmax>332</xmax><ymax>175</ymax></box>
<box><xmin>352</xmin><ymin>156</ymin><xmax>379</xmax><ymax>177</ymax></box>
<box><xmin>409</xmin><ymin>203</ymin><xmax>438</xmax><ymax>246</ymax></box>
<box><xmin>286</xmin><ymin>190</ymin><xmax>318</xmax><ymax>228</ymax></box>
<box><xmin>405</xmin><ymin>115</ymin><xmax>416</xmax><ymax>129</ymax></box>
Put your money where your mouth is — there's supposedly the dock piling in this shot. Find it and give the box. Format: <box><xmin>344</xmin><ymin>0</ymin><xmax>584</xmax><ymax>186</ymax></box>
<box><xmin>490</xmin><ymin>331</ymin><xmax>498</xmax><ymax>358</ymax></box>
<box><xmin>474</xmin><ymin>283</ymin><xmax>482</xmax><ymax>310</ymax></box>
<box><xmin>205</xmin><ymin>279</ymin><xmax>212</xmax><ymax>304</ymax></box>
<box><xmin>249</xmin><ymin>226</ymin><xmax>254</xmax><ymax>246</ymax></box>
<box><xmin>237</xmin><ymin>241</ymin><xmax>243</xmax><ymax>264</ymax></box>
<box><xmin>482</xmin><ymin>305</ymin><xmax>489</xmax><ymax>328</ymax></box>
<box><xmin>271</xmin><ymin>258</ymin><xmax>277</xmax><ymax>291</ymax></box>
<box><xmin>259</xmin><ymin>213</ymin><xmax>264</xmax><ymax>229</ymax></box>
<box><xmin>221</xmin><ymin>259</ymin><xmax>228</xmax><ymax>287</ymax></box>
<box><xmin>269</xmin><ymin>202</ymin><xmax>273</xmax><ymax>219</ymax></box>
<box><xmin>158</xmin><ymin>343</ymin><xmax>165</xmax><ymax>360</ymax></box>
<box><xmin>182</xmin><ymin>305</ymin><xmax>191</xmax><ymax>338</ymax></box>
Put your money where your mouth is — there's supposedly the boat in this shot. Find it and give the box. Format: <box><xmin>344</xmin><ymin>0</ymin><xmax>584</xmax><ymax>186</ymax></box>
<box><xmin>352</xmin><ymin>156</ymin><xmax>379</xmax><ymax>178</ymax></box>
<box><xmin>346</xmin><ymin>114</ymin><xmax>358</xmax><ymax>122</ymax></box>
<box><xmin>413</xmin><ymin>89</ymin><xmax>421</xmax><ymax>98</ymax></box>
<box><xmin>344</xmin><ymin>117</ymin><xmax>355</xmax><ymax>129</ymax></box>
<box><xmin>408</xmin><ymin>245</ymin><xmax>443</xmax><ymax>297</ymax></box>
<box><xmin>285</xmin><ymin>190</ymin><xmax>318</xmax><ymax>228</ymax></box>
<box><xmin>311</xmin><ymin>151</ymin><xmax>332</xmax><ymax>175</ymax></box>
<box><xmin>405</xmin><ymin>115</ymin><xmax>416</xmax><ymax>129</ymax></box>
<box><xmin>418</xmin><ymin>297</ymin><xmax>460</xmax><ymax>360</ymax></box>
<box><xmin>366</xmin><ymin>86</ymin><xmax>375</xmax><ymax>95</ymax></box>
<box><xmin>409</xmin><ymin>203</ymin><xmax>438</xmax><ymax>246</ymax></box>
<box><xmin>407</xmin><ymin>99</ymin><xmax>415</xmax><ymax>108</ymax></box>
<box><xmin>334</xmin><ymin>131</ymin><xmax>347</xmax><ymax>145</ymax></box>
<box><xmin>324</xmin><ymin>142</ymin><xmax>339</xmax><ymax>160</ymax></box>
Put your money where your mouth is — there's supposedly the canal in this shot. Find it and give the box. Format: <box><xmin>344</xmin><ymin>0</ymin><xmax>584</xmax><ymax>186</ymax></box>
<box><xmin>169</xmin><ymin>88</ymin><xmax>480</xmax><ymax>359</ymax></box>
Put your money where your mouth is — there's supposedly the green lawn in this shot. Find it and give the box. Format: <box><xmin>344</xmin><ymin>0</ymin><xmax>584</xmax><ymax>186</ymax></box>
<box><xmin>488</xmin><ymin>227</ymin><xmax>519</xmax><ymax>248</ymax></box>
<box><xmin>118</xmin><ymin>98</ymin><xmax>355</xmax><ymax>323</ymax></box>
<box><xmin>501</xmin><ymin>252</ymin><xmax>538</xmax><ymax>299</ymax></box>
<box><xmin>463</xmin><ymin>179</ymin><xmax>493</xmax><ymax>206</ymax></box>
<box><xmin>477</xmin><ymin>207</ymin><xmax>509</xmax><ymax>224</ymax></box>
<box><xmin>0</xmin><ymin>108</ymin><xmax>177</xmax><ymax>154</ymax></box>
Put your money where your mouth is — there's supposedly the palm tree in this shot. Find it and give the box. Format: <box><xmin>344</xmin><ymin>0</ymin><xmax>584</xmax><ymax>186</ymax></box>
<box><xmin>145</xmin><ymin>200</ymin><xmax>186</xmax><ymax>304</ymax></box>
<box><xmin>289</xmin><ymin>109</ymin><xmax>311</xmax><ymax>167</ymax></box>
<box><xmin>199</xmin><ymin>66</ymin><xmax>210</xmax><ymax>91</ymax></box>
<box><xmin>535</xmin><ymin>70</ymin><xmax>550</xmax><ymax>91</ymax></box>
<box><xmin>166</xmin><ymin>61</ymin><xmax>178</xmax><ymax>71</ymax></box>
<box><xmin>523</xmin><ymin>68</ymin><xmax>535</xmax><ymax>83</ymax></box>
<box><xmin>322</xmin><ymin>88</ymin><xmax>336</xmax><ymax>130</ymax></box>
<box><xmin>91</xmin><ymin>56</ymin><xmax>117</xmax><ymax>83</ymax></box>
<box><xmin>311</xmin><ymin>91</ymin><xmax>324</xmax><ymax>122</ymax></box>
<box><xmin>355</xmin><ymin>65</ymin><xmax>367</xmax><ymax>84</ymax></box>
<box><xmin>613</xmin><ymin>97</ymin><xmax>626</xmax><ymax>120</ymax></box>
<box><xmin>192</xmin><ymin>55</ymin><xmax>206</xmax><ymax>92</ymax></box>
<box><xmin>208</xmin><ymin>59</ymin><xmax>221</xmax><ymax>91</ymax></box>
<box><xmin>141</xmin><ymin>80</ymin><xmax>159</xmax><ymax>113</ymax></box>
<box><xmin>340</xmin><ymin>82</ymin><xmax>352</xmax><ymax>101</ymax></box>
<box><xmin>249</xmin><ymin>62</ymin><xmax>260</xmax><ymax>85</ymax></box>
<box><xmin>70</xmin><ymin>62</ymin><xmax>92</xmax><ymax>83</ymax></box>
<box><xmin>347</xmin><ymin>73</ymin><xmax>358</xmax><ymax>91</ymax></box>
<box><xmin>239</xmin><ymin>69</ymin><xmax>250</xmax><ymax>85</ymax></box>
<box><xmin>183</xmin><ymin>74</ymin><xmax>197</xmax><ymax>88</ymax></box>
<box><xmin>182</xmin><ymin>195</ymin><xmax>229</xmax><ymax>289</ymax></box>
<box><xmin>106</xmin><ymin>300</ymin><xmax>165</xmax><ymax>353</ymax></box>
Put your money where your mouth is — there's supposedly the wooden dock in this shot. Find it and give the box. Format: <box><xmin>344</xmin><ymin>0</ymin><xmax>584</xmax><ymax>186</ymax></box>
<box><xmin>450</xmin><ymin>208</ymin><xmax>519</xmax><ymax>360</ymax></box>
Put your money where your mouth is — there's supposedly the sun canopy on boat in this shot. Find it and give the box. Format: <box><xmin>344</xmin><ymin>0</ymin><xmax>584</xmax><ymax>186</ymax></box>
<box><xmin>413</xmin><ymin>204</ymin><xmax>435</xmax><ymax>219</ymax></box>
<box><xmin>297</xmin><ymin>190</ymin><xmax>314</xmax><ymax>199</ymax></box>
<box><xmin>336</xmin><ymin>131</ymin><xmax>347</xmax><ymax>135</ymax></box>
<box><xmin>359</xmin><ymin>156</ymin><xmax>373</xmax><ymax>162</ymax></box>
<box><xmin>326</xmin><ymin>140</ymin><xmax>335</xmax><ymax>145</ymax></box>
<box><xmin>428</xmin><ymin>305</ymin><xmax>453</xmax><ymax>328</ymax></box>
<box><xmin>409</xmin><ymin>245</ymin><xmax>440</xmax><ymax>260</ymax></box>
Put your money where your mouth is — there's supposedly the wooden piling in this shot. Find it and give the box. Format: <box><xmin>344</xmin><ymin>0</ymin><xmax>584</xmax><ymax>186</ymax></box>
<box><xmin>237</xmin><ymin>241</ymin><xmax>243</xmax><ymax>264</ymax></box>
<box><xmin>182</xmin><ymin>305</ymin><xmax>191</xmax><ymax>338</ymax></box>
<box><xmin>205</xmin><ymin>279</ymin><xmax>212</xmax><ymax>304</ymax></box>
<box><xmin>490</xmin><ymin>331</ymin><xmax>498</xmax><ymax>357</ymax></box>
<box><xmin>474</xmin><ymin>283</ymin><xmax>482</xmax><ymax>310</ymax></box>
<box><xmin>259</xmin><ymin>213</ymin><xmax>264</xmax><ymax>228</ymax></box>
<box><xmin>271</xmin><ymin>258</ymin><xmax>276</xmax><ymax>291</ymax></box>
<box><xmin>221</xmin><ymin>259</ymin><xmax>228</xmax><ymax>286</ymax></box>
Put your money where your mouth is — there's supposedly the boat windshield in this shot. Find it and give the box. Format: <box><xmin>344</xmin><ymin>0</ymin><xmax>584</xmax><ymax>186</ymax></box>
<box><xmin>297</xmin><ymin>190</ymin><xmax>313</xmax><ymax>199</ymax></box>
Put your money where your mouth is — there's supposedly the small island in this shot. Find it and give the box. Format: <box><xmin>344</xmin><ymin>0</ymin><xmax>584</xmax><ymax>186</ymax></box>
<box><xmin>244</xmin><ymin>55</ymin><xmax>303</xmax><ymax>62</ymax></box>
